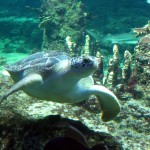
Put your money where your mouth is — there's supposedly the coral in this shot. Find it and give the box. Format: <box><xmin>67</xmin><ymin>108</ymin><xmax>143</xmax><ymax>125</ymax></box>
<box><xmin>93</xmin><ymin>51</ymin><xmax>104</xmax><ymax>84</ymax></box>
<box><xmin>65</xmin><ymin>36</ymin><xmax>76</xmax><ymax>56</ymax></box>
<box><xmin>133</xmin><ymin>20</ymin><xmax>150</xmax><ymax>37</ymax></box>
<box><xmin>113</xmin><ymin>44</ymin><xmax>119</xmax><ymax>61</ymax></box>
<box><xmin>38</xmin><ymin>0</ymin><xmax>88</xmax><ymax>51</ymax></box>
<box><xmin>104</xmin><ymin>44</ymin><xmax>121</xmax><ymax>87</ymax></box>
<box><xmin>131</xmin><ymin>34</ymin><xmax>150</xmax><ymax>99</ymax></box>
<box><xmin>82</xmin><ymin>35</ymin><xmax>90</xmax><ymax>56</ymax></box>
<box><xmin>122</xmin><ymin>50</ymin><xmax>132</xmax><ymax>82</ymax></box>
<box><xmin>98</xmin><ymin>21</ymin><xmax>150</xmax><ymax>100</ymax></box>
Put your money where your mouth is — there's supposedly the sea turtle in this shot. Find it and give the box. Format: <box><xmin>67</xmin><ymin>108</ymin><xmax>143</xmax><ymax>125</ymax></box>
<box><xmin>0</xmin><ymin>50</ymin><xmax>120</xmax><ymax>122</ymax></box>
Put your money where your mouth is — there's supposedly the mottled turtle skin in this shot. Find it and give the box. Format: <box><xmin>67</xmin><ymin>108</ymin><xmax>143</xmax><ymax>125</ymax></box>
<box><xmin>1</xmin><ymin>50</ymin><xmax>120</xmax><ymax>122</ymax></box>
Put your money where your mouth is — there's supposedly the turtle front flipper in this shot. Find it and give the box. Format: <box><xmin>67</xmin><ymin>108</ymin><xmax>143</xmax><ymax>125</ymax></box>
<box><xmin>0</xmin><ymin>74</ymin><xmax>43</xmax><ymax>104</ymax></box>
<box><xmin>90</xmin><ymin>85</ymin><xmax>120</xmax><ymax>122</ymax></box>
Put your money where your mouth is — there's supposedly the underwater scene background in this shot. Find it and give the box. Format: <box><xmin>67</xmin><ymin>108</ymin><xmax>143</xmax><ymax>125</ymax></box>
<box><xmin>0</xmin><ymin>0</ymin><xmax>149</xmax><ymax>149</ymax></box>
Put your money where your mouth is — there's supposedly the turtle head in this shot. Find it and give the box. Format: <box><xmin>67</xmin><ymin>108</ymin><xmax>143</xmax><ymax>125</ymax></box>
<box><xmin>70</xmin><ymin>56</ymin><xmax>98</xmax><ymax>77</ymax></box>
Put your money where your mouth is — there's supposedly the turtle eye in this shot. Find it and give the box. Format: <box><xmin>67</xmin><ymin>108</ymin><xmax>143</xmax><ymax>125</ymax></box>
<box><xmin>83</xmin><ymin>58</ymin><xmax>90</xmax><ymax>64</ymax></box>
<box><xmin>82</xmin><ymin>58</ymin><xmax>92</xmax><ymax>68</ymax></box>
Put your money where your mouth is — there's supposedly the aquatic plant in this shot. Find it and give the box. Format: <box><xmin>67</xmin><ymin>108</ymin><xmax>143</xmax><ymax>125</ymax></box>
<box><xmin>38</xmin><ymin>0</ymin><xmax>88</xmax><ymax>51</ymax></box>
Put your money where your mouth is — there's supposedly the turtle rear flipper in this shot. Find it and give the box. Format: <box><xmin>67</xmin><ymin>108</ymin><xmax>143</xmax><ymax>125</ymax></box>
<box><xmin>0</xmin><ymin>74</ymin><xmax>43</xmax><ymax>104</ymax></box>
